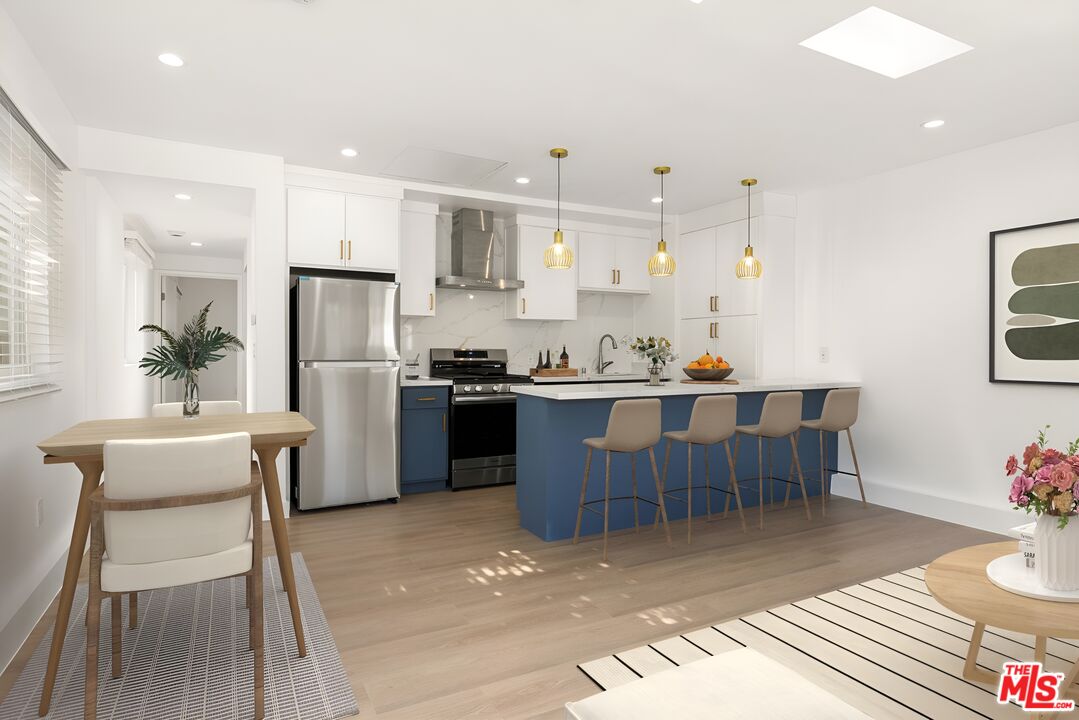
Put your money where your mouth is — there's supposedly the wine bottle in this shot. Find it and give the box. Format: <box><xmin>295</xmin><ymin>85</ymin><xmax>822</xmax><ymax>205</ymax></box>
<box><xmin>544</xmin><ymin>350</ymin><xmax>552</xmax><ymax>369</ymax></box>
<box><xmin>560</xmin><ymin>345</ymin><xmax>569</xmax><ymax>369</ymax></box>
<box><xmin>536</xmin><ymin>352</ymin><xmax>544</xmax><ymax>371</ymax></box>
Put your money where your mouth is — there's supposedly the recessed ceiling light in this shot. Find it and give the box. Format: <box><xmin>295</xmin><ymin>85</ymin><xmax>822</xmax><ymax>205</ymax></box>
<box><xmin>340</xmin><ymin>148</ymin><xmax>358</xmax><ymax>158</ymax></box>
<box><xmin>174</xmin><ymin>193</ymin><xmax>192</xmax><ymax>200</ymax></box>
<box><xmin>158</xmin><ymin>52</ymin><xmax>184</xmax><ymax>68</ymax></box>
<box><xmin>515</xmin><ymin>177</ymin><xmax>530</xmax><ymax>184</ymax></box>
<box><xmin>799</xmin><ymin>7</ymin><xmax>972</xmax><ymax>79</ymax></box>
<box><xmin>189</xmin><ymin>241</ymin><xmax>203</xmax><ymax>247</ymax></box>
<box><xmin>651</xmin><ymin>197</ymin><xmax>663</xmax><ymax>204</ymax></box>
<box><xmin>921</xmin><ymin>119</ymin><xmax>945</xmax><ymax>129</ymax></box>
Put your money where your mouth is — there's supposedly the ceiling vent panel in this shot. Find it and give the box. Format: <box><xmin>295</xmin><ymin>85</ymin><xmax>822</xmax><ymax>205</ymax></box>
<box><xmin>381</xmin><ymin>146</ymin><xmax>507</xmax><ymax>186</ymax></box>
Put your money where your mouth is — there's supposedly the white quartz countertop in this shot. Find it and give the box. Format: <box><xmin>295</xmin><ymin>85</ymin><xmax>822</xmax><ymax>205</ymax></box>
<box><xmin>529</xmin><ymin>372</ymin><xmax>651</xmax><ymax>384</ymax></box>
<box><xmin>513</xmin><ymin>378</ymin><xmax>861</xmax><ymax>401</ymax></box>
<box><xmin>401</xmin><ymin>377</ymin><xmax>453</xmax><ymax>387</ymax></box>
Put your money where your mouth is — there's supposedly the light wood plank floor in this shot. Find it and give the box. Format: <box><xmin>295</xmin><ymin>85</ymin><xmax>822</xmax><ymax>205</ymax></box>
<box><xmin>1</xmin><ymin>486</ymin><xmax>1004</xmax><ymax>719</ymax></box>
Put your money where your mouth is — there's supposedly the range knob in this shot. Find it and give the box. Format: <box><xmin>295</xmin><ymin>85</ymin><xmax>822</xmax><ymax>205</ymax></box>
<box><xmin>493</xmin><ymin>384</ymin><xmax>503</xmax><ymax>392</ymax></box>
<box><xmin>462</xmin><ymin>385</ymin><xmax>472</xmax><ymax>393</ymax></box>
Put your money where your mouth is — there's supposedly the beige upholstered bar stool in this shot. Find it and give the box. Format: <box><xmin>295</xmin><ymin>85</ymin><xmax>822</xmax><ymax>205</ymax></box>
<box><xmin>654</xmin><ymin>395</ymin><xmax>747</xmax><ymax>542</ymax></box>
<box><xmin>789</xmin><ymin>387</ymin><xmax>865</xmax><ymax>516</ymax></box>
<box><xmin>732</xmin><ymin>391</ymin><xmax>810</xmax><ymax>530</ymax></box>
<box><xmin>573</xmin><ymin>399</ymin><xmax>672</xmax><ymax>561</ymax></box>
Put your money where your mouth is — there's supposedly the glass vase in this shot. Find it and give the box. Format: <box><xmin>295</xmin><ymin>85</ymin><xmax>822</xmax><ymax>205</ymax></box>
<box><xmin>183</xmin><ymin>375</ymin><xmax>200</xmax><ymax>419</ymax></box>
<box><xmin>647</xmin><ymin>364</ymin><xmax>663</xmax><ymax>386</ymax></box>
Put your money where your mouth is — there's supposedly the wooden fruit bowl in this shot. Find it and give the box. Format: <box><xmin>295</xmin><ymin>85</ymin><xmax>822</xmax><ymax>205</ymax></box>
<box><xmin>682</xmin><ymin>367</ymin><xmax>734</xmax><ymax>381</ymax></box>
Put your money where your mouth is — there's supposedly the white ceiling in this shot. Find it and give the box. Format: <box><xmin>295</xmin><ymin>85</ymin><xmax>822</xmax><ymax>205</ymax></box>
<box><xmin>6</xmin><ymin>0</ymin><xmax>1079</xmax><ymax>213</ymax></box>
<box><xmin>91</xmin><ymin>171</ymin><xmax>252</xmax><ymax>258</ymax></box>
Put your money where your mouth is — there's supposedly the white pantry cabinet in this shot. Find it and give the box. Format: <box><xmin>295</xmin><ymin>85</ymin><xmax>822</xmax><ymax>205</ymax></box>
<box><xmin>577</xmin><ymin>232</ymin><xmax>652</xmax><ymax>294</ymax></box>
<box><xmin>287</xmin><ymin>186</ymin><xmax>400</xmax><ymax>272</ymax></box>
<box><xmin>505</xmin><ymin>224</ymin><xmax>577</xmax><ymax>321</ymax></box>
<box><xmin>678</xmin><ymin>220</ymin><xmax>760</xmax><ymax>320</ymax></box>
<box><xmin>399</xmin><ymin>208</ymin><xmax>437</xmax><ymax>316</ymax></box>
<box><xmin>680</xmin><ymin>315</ymin><xmax>759</xmax><ymax>379</ymax></box>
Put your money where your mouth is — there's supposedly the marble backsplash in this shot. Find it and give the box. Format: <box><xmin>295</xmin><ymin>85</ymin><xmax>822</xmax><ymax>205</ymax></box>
<box><xmin>401</xmin><ymin>289</ymin><xmax>638</xmax><ymax>376</ymax></box>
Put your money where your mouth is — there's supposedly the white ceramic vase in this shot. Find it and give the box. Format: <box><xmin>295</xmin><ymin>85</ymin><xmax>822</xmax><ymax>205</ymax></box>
<box><xmin>1035</xmin><ymin>512</ymin><xmax>1079</xmax><ymax>591</ymax></box>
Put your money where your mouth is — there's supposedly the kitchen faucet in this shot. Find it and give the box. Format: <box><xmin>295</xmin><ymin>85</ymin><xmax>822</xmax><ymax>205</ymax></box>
<box><xmin>598</xmin><ymin>333</ymin><xmax>618</xmax><ymax>374</ymax></box>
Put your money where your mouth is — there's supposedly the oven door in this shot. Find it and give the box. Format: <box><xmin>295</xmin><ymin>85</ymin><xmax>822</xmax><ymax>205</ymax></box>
<box><xmin>449</xmin><ymin>394</ymin><xmax>516</xmax><ymax>489</ymax></box>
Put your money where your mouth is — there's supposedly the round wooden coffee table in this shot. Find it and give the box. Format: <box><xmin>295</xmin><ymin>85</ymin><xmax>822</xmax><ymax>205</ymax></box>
<box><xmin>926</xmin><ymin>541</ymin><xmax>1079</xmax><ymax>698</ymax></box>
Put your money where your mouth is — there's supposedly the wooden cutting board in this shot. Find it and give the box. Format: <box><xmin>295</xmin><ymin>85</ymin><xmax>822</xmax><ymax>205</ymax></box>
<box><xmin>530</xmin><ymin>368</ymin><xmax>579</xmax><ymax>377</ymax></box>
<box><xmin>680</xmin><ymin>379</ymin><xmax>740</xmax><ymax>385</ymax></box>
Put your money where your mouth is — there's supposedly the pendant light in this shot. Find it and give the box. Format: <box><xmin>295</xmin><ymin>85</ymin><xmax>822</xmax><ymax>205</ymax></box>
<box><xmin>735</xmin><ymin>178</ymin><xmax>763</xmax><ymax>279</ymax></box>
<box><xmin>648</xmin><ymin>166</ymin><xmax>675</xmax><ymax>277</ymax></box>
<box><xmin>544</xmin><ymin>148</ymin><xmax>573</xmax><ymax>270</ymax></box>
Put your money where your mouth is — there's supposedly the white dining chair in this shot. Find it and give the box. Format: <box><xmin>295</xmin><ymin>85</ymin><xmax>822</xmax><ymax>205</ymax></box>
<box><xmin>85</xmin><ymin>432</ymin><xmax>263</xmax><ymax>720</ymax></box>
<box><xmin>151</xmin><ymin>400</ymin><xmax>243</xmax><ymax>417</ymax></box>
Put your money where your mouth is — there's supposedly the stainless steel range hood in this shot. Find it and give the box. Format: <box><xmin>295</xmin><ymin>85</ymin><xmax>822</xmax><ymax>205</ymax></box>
<box><xmin>435</xmin><ymin>208</ymin><xmax>524</xmax><ymax>290</ymax></box>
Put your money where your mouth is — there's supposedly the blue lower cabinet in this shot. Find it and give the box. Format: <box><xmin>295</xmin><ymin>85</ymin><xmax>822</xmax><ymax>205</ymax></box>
<box><xmin>401</xmin><ymin>387</ymin><xmax>449</xmax><ymax>494</ymax></box>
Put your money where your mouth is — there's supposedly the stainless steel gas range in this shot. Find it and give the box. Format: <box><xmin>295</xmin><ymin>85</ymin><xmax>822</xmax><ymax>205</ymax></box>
<box><xmin>430</xmin><ymin>348</ymin><xmax>532</xmax><ymax>489</ymax></box>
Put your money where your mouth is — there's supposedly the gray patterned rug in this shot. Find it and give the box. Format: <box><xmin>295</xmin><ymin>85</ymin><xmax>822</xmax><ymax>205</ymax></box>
<box><xmin>0</xmin><ymin>554</ymin><xmax>358</xmax><ymax>719</ymax></box>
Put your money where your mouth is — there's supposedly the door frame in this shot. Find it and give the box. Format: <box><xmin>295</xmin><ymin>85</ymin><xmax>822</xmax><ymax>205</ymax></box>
<box><xmin>151</xmin><ymin>268</ymin><xmax>245</xmax><ymax>405</ymax></box>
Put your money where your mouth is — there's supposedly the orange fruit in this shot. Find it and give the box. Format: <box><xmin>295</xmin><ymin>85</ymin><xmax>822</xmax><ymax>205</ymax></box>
<box><xmin>697</xmin><ymin>351</ymin><xmax>714</xmax><ymax>366</ymax></box>
<box><xmin>717</xmin><ymin>361</ymin><xmax>730</xmax><ymax>369</ymax></box>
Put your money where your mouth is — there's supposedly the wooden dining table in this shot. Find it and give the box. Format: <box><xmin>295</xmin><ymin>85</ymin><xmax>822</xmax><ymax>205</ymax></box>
<box><xmin>34</xmin><ymin>411</ymin><xmax>316</xmax><ymax>717</ymax></box>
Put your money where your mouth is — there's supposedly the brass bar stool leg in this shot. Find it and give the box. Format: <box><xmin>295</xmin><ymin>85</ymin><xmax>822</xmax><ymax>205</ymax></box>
<box><xmin>757</xmin><ymin>435</ymin><xmax>764</xmax><ymax>530</ymax></box>
<box><xmin>654</xmin><ymin>439</ymin><xmax>672</xmax><ymax>531</ymax></box>
<box><xmin>631</xmin><ymin>451</ymin><xmax>639</xmax><ymax>534</ymax></box>
<box><xmin>784</xmin><ymin>429</ymin><xmax>799</xmax><ymax>508</ymax></box>
<box><xmin>789</xmin><ymin>433</ymin><xmax>811</xmax><ymax>520</ymax></box>
<box><xmin>724</xmin><ymin>439</ymin><xmax>747</xmax><ymax>533</ymax></box>
<box><xmin>848</xmin><ymin>427</ymin><xmax>867</xmax><ymax>505</ymax></box>
<box><xmin>648</xmin><ymin>447</ymin><xmax>672</xmax><ymax>546</ymax></box>
<box><xmin>687</xmin><ymin>442</ymin><xmax>694</xmax><ymax>544</ymax></box>
<box><xmin>603</xmin><ymin>451</ymin><xmax>611</xmax><ymax>562</ymax></box>
<box><xmin>726</xmin><ymin>434</ymin><xmax>741</xmax><ymax>519</ymax></box>
<box><xmin>573</xmin><ymin>447</ymin><xmax>593</xmax><ymax>545</ymax></box>
<box><xmin>703</xmin><ymin>444</ymin><xmax>712</xmax><ymax>522</ymax></box>
<box><xmin>819</xmin><ymin>429</ymin><xmax>827</xmax><ymax>517</ymax></box>
<box><xmin>768</xmin><ymin>438</ymin><xmax>774</xmax><ymax>508</ymax></box>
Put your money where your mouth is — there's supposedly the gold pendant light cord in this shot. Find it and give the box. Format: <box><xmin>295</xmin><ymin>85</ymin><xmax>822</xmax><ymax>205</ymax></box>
<box><xmin>556</xmin><ymin>154</ymin><xmax>561</xmax><ymax>231</ymax></box>
<box><xmin>660</xmin><ymin>171</ymin><xmax>664</xmax><ymax>240</ymax></box>
<box><xmin>745</xmin><ymin>180</ymin><xmax>751</xmax><ymax>249</ymax></box>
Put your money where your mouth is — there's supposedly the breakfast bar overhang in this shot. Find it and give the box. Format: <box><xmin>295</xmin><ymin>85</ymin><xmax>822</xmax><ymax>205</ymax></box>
<box><xmin>513</xmin><ymin>380</ymin><xmax>861</xmax><ymax>541</ymax></box>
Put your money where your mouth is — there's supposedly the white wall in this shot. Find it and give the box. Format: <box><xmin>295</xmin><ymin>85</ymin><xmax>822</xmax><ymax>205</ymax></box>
<box><xmin>0</xmin><ymin>3</ymin><xmax>85</xmax><ymax>673</ymax></box>
<box><xmin>170</xmin><ymin>277</ymin><xmax>241</xmax><ymax>403</ymax></box>
<box><xmin>794</xmin><ymin>120</ymin><xmax>1079</xmax><ymax>533</ymax></box>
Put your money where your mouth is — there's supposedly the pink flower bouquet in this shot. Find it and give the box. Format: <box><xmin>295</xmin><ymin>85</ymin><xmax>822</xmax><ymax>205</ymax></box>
<box><xmin>1007</xmin><ymin>427</ymin><xmax>1079</xmax><ymax>528</ymax></box>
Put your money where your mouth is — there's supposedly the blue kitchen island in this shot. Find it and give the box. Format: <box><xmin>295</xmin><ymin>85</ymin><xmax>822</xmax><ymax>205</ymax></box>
<box><xmin>513</xmin><ymin>379</ymin><xmax>861</xmax><ymax>541</ymax></box>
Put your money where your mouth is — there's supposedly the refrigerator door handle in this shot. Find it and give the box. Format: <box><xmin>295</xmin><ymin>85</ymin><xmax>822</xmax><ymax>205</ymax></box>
<box><xmin>300</xmin><ymin>360</ymin><xmax>400</xmax><ymax>369</ymax></box>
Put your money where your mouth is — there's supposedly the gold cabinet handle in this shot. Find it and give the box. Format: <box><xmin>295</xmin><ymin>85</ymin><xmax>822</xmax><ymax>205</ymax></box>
<box><xmin>347</xmin><ymin>240</ymin><xmax>352</xmax><ymax>261</ymax></box>
<box><xmin>612</xmin><ymin>268</ymin><xmax>616</xmax><ymax>285</ymax></box>
<box><xmin>442</xmin><ymin>413</ymin><xmax>447</xmax><ymax>432</ymax></box>
<box><xmin>428</xmin><ymin>292</ymin><xmax>434</xmax><ymax>311</ymax></box>
<box><xmin>416</xmin><ymin>396</ymin><xmax>437</xmax><ymax>402</ymax></box>
<box><xmin>340</xmin><ymin>239</ymin><xmax>344</xmax><ymax>260</ymax></box>
<box><xmin>522</xmin><ymin>297</ymin><xmax>526</xmax><ymax>315</ymax></box>
<box><xmin>616</xmin><ymin>269</ymin><xmax>621</xmax><ymax>285</ymax></box>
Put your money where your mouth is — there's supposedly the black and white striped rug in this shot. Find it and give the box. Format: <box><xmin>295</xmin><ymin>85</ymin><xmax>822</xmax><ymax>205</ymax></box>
<box><xmin>0</xmin><ymin>554</ymin><xmax>358</xmax><ymax>720</ymax></box>
<box><xmin>578</xmin><ymin>567</ymin><xmax>1067</xmax><ymax>719</ymax></box>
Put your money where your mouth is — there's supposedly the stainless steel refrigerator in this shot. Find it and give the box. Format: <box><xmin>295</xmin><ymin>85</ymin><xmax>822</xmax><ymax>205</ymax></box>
<box><xmin>292</xmin><ymin>275</ymin><xmax>400</xmax><ymax>509</ymax></box>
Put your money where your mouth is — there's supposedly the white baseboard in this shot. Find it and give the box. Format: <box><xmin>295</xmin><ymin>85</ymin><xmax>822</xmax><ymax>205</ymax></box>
<box><xmin>830</xmin><ymin>478</ymin><xmax>1019</xmax><ymax>536</ymax></box>
<box><xmin>0</xmin><ymin>552</ymin><xmax>66</xmax><ymax>677</ymax></box>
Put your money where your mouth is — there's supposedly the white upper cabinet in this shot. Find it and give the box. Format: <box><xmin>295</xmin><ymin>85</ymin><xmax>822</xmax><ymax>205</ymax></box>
<box><xmin>577</xmin><ymin>232</ymin><xmax>652</xmax><ymax>294</ymax></box>
<box><xmin>287</xmin><ymin>186</ymin><xmax>399</xmax><ymax>272</ymax></box>
<box><xmin>505</xmin><ymin>224</ymin><xmax>578</xmax><ymax>321</ymax></box>
<box><xmin>678</xmin><ymin>227</ymin><xmax>718</xmax><ymax>319</ymax></box>
<box><xmin>287</xmin><ymin>187</ymin><xmax>346</xmax><ymax>268</ymax></box>
<box><xmin>399</xmin><ymin>209</ymin><xmax>436</xmax><ymax>317</ymax></box>
<box><xmin>344</xmin><ymin>194</ymin><xmax>399</xmax><ymax>272</ymax></box>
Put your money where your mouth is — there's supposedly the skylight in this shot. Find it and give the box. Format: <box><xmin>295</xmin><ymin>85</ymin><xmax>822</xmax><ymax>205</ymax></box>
<box><xmin>799</xmin><ymin>7</ymin><xmax>973</xmax><ymax>79</ymax></box>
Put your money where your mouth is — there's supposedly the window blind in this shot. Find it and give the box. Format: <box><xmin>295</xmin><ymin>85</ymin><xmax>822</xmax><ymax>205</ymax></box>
<box><xmin>0</xmin><ymin>88</ymin><xmax>65</xmax><ymax>398</ymax></box>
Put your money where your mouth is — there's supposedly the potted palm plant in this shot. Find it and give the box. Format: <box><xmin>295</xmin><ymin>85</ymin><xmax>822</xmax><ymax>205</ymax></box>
<box><xmin>139</xmin><ymin>302</ymin><xmax>244</xmax><ymax>418</ymax></box>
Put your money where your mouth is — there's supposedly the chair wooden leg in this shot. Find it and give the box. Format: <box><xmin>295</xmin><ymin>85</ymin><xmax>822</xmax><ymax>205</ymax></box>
<box><xmin>129</xmin><ymin>592</ymin><xmax>138</xmax><ymax>630</ymax></box>
<box><xmin>726</xmin><ymin>435</ymin><xmax>740</xmax><ymax>518</ymax></box>
<box><xmin>573</xmin><ymin>447</ymin><xmax>593</xmax><ymax>545</ymax></box>
<box><xmin>757</xmin><ymin>435</ymin><xmax>764</xmax><ymax>530</ymax></box>
<box><xmin>648</xmin><ymin>447</ymin><xmax>672</xmax><ymax>546</ymax></box>
<box><xmin>767</xmin><ymin>438</ymin><xmax>775</xmax><ymax>508</ymax></box>
<box><xmin>246</xmin><ymin>574</ymin><xmax>253</xmax><ymax>609</ymax></box>
<box><xmin>654</xmin><ymin>439</ymin><xmax>672</xmax><ymax>531</ymax></box>
<box><xmin>687</xmin><ymin>442</ymin><xmax>694</xmax><ymax>544</ymax></box>
<box><xmin>819</xmin><ymin>430</ymin><xmax>827</xmax><ymax>517</ymax></box>
<box><xmin>703</xmin><ymin>444</ymin><xmax>712</xmax><ymax>522</ymax></box>
<box><xmin>724</xmin><ymin>440</ymin><xmax>747</xmax><ymax>533</ymax></box>
<box><xmin>789</xmin><ymin>434</ymin><xmax>812</xmax><ymax>521</ymax></box>
<box><xmin>85</xmin><ymin>585</ymin><xmax>100</xmax><ymax>720</ymax></box>
<box><xmin>631</xmin><ymin>452</ymin><xmax>639</xmax><ymax>534</ymax></box>
<box><xmin>253</xmin><ymin>570</ymin><xmax>265</xmax><ymax>720</ymax></box>
<box><xmin>603</xmin><ymin>451</ymin><xmax>611</xmax><ymax>562</ymax></box>
<box><xmin>784</xmin><ymin>430</ymin><xmax>798</xmax><ymax>508</ymax></box>
<box><xmin>847</xmin><ymin>427</ymin><xmax>867</xmax><ymax>506</ymax></box>
<box><xmin>111</xmin><ymin>594</ymin><xmax>122</xmax><ymax>679</ymax></box>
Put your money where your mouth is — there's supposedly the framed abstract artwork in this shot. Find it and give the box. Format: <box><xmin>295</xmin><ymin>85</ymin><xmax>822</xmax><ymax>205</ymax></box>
<box><xmin>990</xmin><ymin>217</ymin><xmax>1079</xmax><ymax>385</ymax></box>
